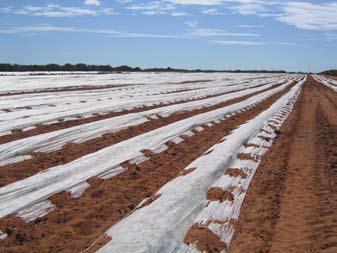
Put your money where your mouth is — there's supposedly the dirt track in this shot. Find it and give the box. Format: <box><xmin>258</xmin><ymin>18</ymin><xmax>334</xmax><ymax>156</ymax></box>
<box><xmin>230</xmin><ymin>75</ymin><xmax>337</xmax><ymax>253</ymax></box>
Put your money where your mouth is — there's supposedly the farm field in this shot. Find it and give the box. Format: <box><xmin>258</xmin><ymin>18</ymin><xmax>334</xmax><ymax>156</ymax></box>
<box><xmin>0</xmin><ymin>72</ymin><xmax>336</xmax><ymax>253</ymax></box>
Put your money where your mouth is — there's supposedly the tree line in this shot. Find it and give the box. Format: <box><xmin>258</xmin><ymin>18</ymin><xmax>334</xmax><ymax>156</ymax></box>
<box><xmin>320</xmin><ymin>70</ymin><xmax>337</xmax><ymax>76</ymax></box>
<box><xmin>0</xmin><ymin>63</ymin><xmax>138</xmax><ymax>72</ymax></box>
<box><xmin>0</xmin><ymin>63</ymin><xmax>291</xmax><ymax>74</ymax></box>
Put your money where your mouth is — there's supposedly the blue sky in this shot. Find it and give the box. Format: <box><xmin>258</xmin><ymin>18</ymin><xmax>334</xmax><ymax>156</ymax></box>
<box><xmin>0</xmin><ymin>0</ymin><xmax>337</xmax><ymax>72</ymax></box>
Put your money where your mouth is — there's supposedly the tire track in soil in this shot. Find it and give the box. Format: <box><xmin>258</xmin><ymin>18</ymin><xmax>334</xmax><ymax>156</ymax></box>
<box><xmin>0</xmin><ymin>82</ymin><xmax>295</xmax><ymax>253</ymax></box>
<box><xmin>314</xmin><ymin>104</ymin><xmax>337</xmax><ymax>253</ymax></box>
<box><xmin>0</xmin><ymin>82</ymin><xmax>291</xmax><ymax>187</ymax></box>
<box><xmin>0</xmin><ymin>81</ymin><xmax>281</xmax><ymax>144</ymax></box>
<box><xmin>229</xmin><ymin>75</ymin><xmax>337</xmax><ymax>253</ymax></box>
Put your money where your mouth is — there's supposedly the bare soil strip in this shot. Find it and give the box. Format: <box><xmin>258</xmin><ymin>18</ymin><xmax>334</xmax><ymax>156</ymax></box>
<box><xmin>0</xmin><ymin>81</ymin><xmax>282</xmax><ymax>145</ymax></box>
<box><xmin>0</xmin><ymin>83</ymin><xmax>294</xmax><ymax>253</ymax></box>
<box><xmin>0</xmin><ymin>82</ymin><xmax>291</xmax><ymax>187</ymax></box>
<box><xmin>229</xmin><ymin>76</ymin><xmax>337</xmax><ymax>253</ymax></box>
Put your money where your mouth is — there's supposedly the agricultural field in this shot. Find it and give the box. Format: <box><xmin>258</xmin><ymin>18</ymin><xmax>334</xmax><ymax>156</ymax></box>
<box><xmin>0</xmin><ymin>72</ymin><xmax>336</xmax><ymax>253</ymax></box>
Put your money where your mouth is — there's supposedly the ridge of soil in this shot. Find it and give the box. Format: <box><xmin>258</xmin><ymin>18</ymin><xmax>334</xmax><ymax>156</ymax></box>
<box><xmin>0</xmin><ymin>81</ymin><xmax>281</xmax><ymax>144</ymax></box>
<box><xmin>0</xmin><ymin>79</ymin><xmax>218</xmax><ymax>97</ymax></box>
<box><xmin>0</xmin><ymin>81</ymin><xmax>295</xmax><ymax>253</ymax></box>
<box><xmin>0</xmin><ymin>82</ymin><xmax>291</xmax><ymax>187</ymax></box>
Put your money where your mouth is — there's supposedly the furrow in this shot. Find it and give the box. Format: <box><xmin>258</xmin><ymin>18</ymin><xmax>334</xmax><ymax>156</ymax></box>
<box><xmin>0</xmin><ymin>77</ymin><xmax>285</xmax><ymax>137</ymax></box>
<box><xmin>0</xmin><ymin>77</ymin><xmax>303</xmax><ymax>253</ymax></box>
<box><xmin>0</xmin><ymin>79</ymin><xmax>294</xmax><ymax>186</ymax></box>
<box><xmin>91</xmin><ymin>77</ymin><xmax>304</xmax><ymax>253</ymax></box>
<box><xmin>0</xmin><ymin>77</ymin><xmax>287</xmax><ymax>144</ymax></box>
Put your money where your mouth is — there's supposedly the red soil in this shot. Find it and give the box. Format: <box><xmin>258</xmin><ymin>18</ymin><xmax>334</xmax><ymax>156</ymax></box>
<box><xmin>230</xmin><ymin>75</ymin><xmax>337</xmax><ymax>253</ymax></box>
<box><xmin>184</xmin><ymin>224</ymin><xmax>228</xmax><ymax>253</ymax></box>
<box><xmin>206</xmin><ymin>187</ymin><xmax>235</xmax><ymax>202</ymax></box>
<box><xmin>224</xmin><ymin>168</ymin><xmax>248</xmax><ymax>179</ymax></box>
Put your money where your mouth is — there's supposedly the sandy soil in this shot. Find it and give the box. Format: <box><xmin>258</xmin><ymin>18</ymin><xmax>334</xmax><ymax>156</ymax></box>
<box><xmin>230</xmin><ymin>75</ymin><xmax>337</xmax><ymax>253</ymax></box>
<box><xmin>0</xmin><ymin>81</ymin><xmax>293</xmax><ymax>253</ymax></box>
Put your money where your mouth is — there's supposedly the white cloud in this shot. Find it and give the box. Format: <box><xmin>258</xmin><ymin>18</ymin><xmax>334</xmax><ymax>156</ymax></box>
<box><xmin>126</xmin><ymin>2</ymin><xmax>187</xmax><ymax>16</ymax></box>
<box><xmin>238</xmin><ymin>24</ymin><xmax>264</xmax><ymax>28</ymax></box>
<box><xmin>116</xmin><ymin>0</ymin><xmax>133</xmax><ymax>3</ymax></box>
<box><xmin>12</xmin><ymin>4</ymin><xmax>117</xmax><ymax>17</ymax></box>
<box><xmin>164</xmin><ymin>0</ymin><xmax>282</xmax><ymax>18</ymax></box>
<box><xmin>127</xmin><ymin>1</ymin><xmax>177</xmax><ymax>15</ymax></box>
<box><xmin>278</xmin><ymin>2</ymin><xmax>337</xmax><ymax>30</ymax></box>
<box><xmin>0</xmin><ymin>25</ymin><xmax>185</xmax><ymax>38</ymax></box>
<box><xmin>211</xmin><ymin>40</ymin><xmax>265</xmax><ymax>46</ymax></box>
<box><xmin>0</xmin><ymin>23</ymin><xmax>259</xmax><ymax>39</ymax></box>
<box><xmin>201</xmin><ymin>8</ymin><xmax>224</xmax><ymax>15</ymax></box>
<box><xmin>84</xmin><ymin>0</ymin><xmax>101</xmax><ymax>6</ymax></box>
<box><xmin>274</xmin><ymin>41</ymin><xmax>294</xmax><ymax>46</ymax></box>
<box><xmin>191</xmin><ymin>28</ymin><xmax>258</xmax><ymax>37</ymax></box>
<box><xmin>166</xmin><ymin>0</ymin><xmax>224</xmax><ymax>5</ymax></box>
<box><xmin>227</xmin><ymin>1</ymin><xmax>282</xmax><ymax>17</ymax></box>
<box><xmin>6</xmin><ymin>1</ymin><xmax>337</xmax><ymax>32</ymax></box>
<box><xmin>126</xmin><ymin>1</ymin><xmax>188</xmax><ymax>16</ymax></box>
<box><xmin>178</xmin><ymin>1</ymin><xmax>337</xmax><ymax>31</ymax></box>
<box><xmin>211</xmin><ymin>39</ymin><xmax>295</xmax><ymax>46</ymax></box>
<box><xmin>0</xmin><ymin>25</ymin><xmax>79</xmax><ymax>34</ymax></box>
<box><xmin>185</xmin><ymin>20</ymin><xmax>259</xmax><ymax>37</ymax></box>
<box><xmin>211</xmin><ymin>1</ymin><xmax>337</xmax><ymax>31</ymax></box>
<box><xmin>171</xmin><ymin>12</ymin><xmax>188</xmax><ymax>16</ymax></box>
<box><xmin>166</xmin><ymin>0</ymin><xmax>278</xmax><ymax>6</ymax></box>
<box><xmin>0</xmin><ymin>7</ymin><xmax>13</xmax><ymax>13</ymax></box>
<box><xmin>185</xmin><ymin>20</ymin><xmax>198</xmax><ymax>28</ymax></box>
<box><xmin>229</xmin><ymin>3</ymin><xmax>266</xmax><ymax>15</ymax></box>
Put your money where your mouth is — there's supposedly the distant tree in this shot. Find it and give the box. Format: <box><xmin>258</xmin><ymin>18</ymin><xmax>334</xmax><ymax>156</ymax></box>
<box><xmin>320</xmin><ymin>69</ymin><xmax>337</xmax><ymax>76</ymax></box>
<box><xmin>75</xmin><ymin>63</ymin><xmax>89</xmax><ymax>71</ymax></box>
<box><xmin>64</xmin><ymin>63</ymin><xmax>75</xmax><ymax>71</ymax></box>
<box><xmin>113</xmin><ymin>65</ymin><xmax>134</xmax><ymax>72</ymax></box>
<box><xmin>0</xmin><ymin>64</ymin><xmax>13</xmax><ymax>71</ymax></box>
<box><xmin>46</xmin><ymin>64</ymin><xmax>61</xmax><ymax>71</ymax></box>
